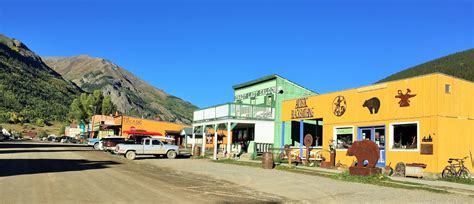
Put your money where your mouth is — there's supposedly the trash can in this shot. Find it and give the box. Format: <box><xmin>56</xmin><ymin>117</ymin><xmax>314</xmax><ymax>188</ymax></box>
<box><xmin>262</xmin><ymin>152</ymin><xmax>274</xmax><ymax>169</ymax></box>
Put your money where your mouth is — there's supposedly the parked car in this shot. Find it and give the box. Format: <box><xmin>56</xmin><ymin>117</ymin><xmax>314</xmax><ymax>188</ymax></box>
<box><xmin>102</xmin><ymin>137</ymin><xmax>126</xmax><ymax>152</ymax></box>
<box><xmin>59</xmin><ymin>136</ymin><xmax>78</xmax><ymax>143</ymax></box>
<box><xmin>87</xmin><ymin>138</ymin><xmax>101</xmax><ymax>149</ymax></box>
<box><xmin>98</xmin><ymin>136</ymin><xmax>125</xmax><ymax>151</ymax></box>
<box><xmin>115</xmin><ymin>138</ymin><xmax>180</xmax><ymax>160</ymax></box>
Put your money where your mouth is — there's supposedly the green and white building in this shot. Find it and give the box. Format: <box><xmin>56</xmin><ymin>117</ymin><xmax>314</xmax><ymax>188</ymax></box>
<box><xmin>191</xmin><ymin>74</ymin><xmax>315</xmax><ymax>159</ymax></box>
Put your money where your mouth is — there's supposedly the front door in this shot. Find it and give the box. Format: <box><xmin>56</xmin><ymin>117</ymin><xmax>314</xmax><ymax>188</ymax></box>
<box><xmin>358</xmin><ymin>126</ymin><xmax>386</xmax><ymax>167</ymax></box>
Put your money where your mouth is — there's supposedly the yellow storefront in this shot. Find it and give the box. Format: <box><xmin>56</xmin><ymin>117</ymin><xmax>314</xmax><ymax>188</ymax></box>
<box><xmin>281</xmin><ymin>73</ymin><xmax>473</xmax><ymax>173</ymax></box>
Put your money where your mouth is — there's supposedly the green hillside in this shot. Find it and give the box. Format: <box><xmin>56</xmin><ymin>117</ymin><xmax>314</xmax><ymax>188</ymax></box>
<box><xmin>0</xmin><ymin>34</ymin><xmax>82</xmax><ymax>123</ymax></box>
<box><xmin>377</xmin><ymin>48</ymin><xmax>474</xmax><ymax>83</ymax></box>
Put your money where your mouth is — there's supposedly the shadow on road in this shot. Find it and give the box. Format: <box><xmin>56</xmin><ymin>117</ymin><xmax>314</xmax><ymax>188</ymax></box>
<box><xmin>133</xmin><ymin>154</ymin><xmax>192</xmax><ymax>160</ymax></box>
<box><xmin>0</xmin><ymin>142</ymin><xmax>86</xmax><ymax>149</ymax></box>
<box><xmin>0</xmin><ymin>149</ymin><xmax>92</xmax><ymax>154</ymax></box>
<box><xmin>0</xmin><ymin>159</ymin><xmax>120</xmax><ymax>177</ymax></box>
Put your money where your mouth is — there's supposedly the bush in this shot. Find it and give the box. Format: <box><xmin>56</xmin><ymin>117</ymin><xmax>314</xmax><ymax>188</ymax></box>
<box><xmin>35</xmin><ymin>119</ymin><xmax>45</xmax><ymax>127</ymax></box>
<box><xmin>38</xmin><ymin>130</ymin><xmax>47</xmax><ymax>138</ymax></box>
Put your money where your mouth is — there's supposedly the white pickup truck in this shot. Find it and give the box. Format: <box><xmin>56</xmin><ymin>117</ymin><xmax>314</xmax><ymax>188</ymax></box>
<box><xmin>115</xmin><ymin>138</ymin><xmax>180</xmax><ymax>160</ymax></box>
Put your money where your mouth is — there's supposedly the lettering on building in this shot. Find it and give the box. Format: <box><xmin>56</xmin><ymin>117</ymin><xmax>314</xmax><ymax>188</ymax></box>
<box><xmin>125</xmin><ymin>117</ymin><xmax>143</xmax><ymax>126</ymax></box>
<box><xmin>291</xmin><ymin>98</ymin><xmax>314</xmax><ymax>119</ymax></box>
<box><xmin>234</xmin><ymin>87</ymin><xmax>276</xmax><ymax>101</ymax></box>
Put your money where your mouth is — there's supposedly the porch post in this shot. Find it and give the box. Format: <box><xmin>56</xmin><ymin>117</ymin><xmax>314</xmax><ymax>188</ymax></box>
<box><xmin>227</xmin><ymin>122</ymin><xmax>231</xmax><ymax>158</ymax></box>
<box><xmin>201</xmin><ymin>125</ymin><xmax>206</xmax><ymax>156</ymax></box>
<box><xmin>300</xmin><ymin>120</ymin><xmax>304</xmax><ymax>159</ymax></box>
<box><xmin>213</xmin><ymin>124</ymin><xmax>218</xmax><ymax>160</ymax></box>
<box><xmin>281</xmin><ymin>121</ymin><xmax>285</xmax><ymax>148</ymax></box>
<box><xmin>191</xmin><ymin>126</ymin><xmax>195</xmax><ymax>154</ymax></box>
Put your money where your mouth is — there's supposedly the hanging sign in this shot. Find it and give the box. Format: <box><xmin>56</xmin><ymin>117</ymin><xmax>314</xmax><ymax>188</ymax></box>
<box><xmin>291</xmin><ymin>98</ymin><xmax>314</xmax><ymax>119</ymax></box>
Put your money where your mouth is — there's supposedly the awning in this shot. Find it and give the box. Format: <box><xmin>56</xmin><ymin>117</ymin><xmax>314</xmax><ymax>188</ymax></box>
<box><xmin>123</xmin><ymin>130</ymin><xmax>163</xmax><ymax>136</ymax></box>
<box><xmin>165</xmin><ymin>130</ymin><xmax>181</xmax><ymax>135</ymax></box>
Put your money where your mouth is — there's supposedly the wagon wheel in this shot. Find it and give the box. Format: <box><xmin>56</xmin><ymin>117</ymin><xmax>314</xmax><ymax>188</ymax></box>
<box><xmin>394</xmin><ymin>162</ymin><xmax>406</xmax><ymax>177</ymax></box>
<box><xmin>304</xmin><ymin>134</ymin><xmax>313</xmax><ymax>147</ymax></box>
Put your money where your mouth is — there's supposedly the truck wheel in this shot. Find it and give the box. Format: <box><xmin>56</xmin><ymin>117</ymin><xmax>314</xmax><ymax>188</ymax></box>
<box><xmin>167</xmin><ymin>150</ymin><xmax>177</xmax><ymax>159</ymax></box>
<box><xmin>126</xmin><ymin>151</ymin><xmax>136</xmax><ymax>160</ymax></box>
<box><xmin>93</xmin><ymin>143</ymin><xmax>99</xmax><ymax>150</ymax></box>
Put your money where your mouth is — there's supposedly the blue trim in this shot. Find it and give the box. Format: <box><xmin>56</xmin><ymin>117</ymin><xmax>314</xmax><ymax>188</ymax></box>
<box><xmin>299</xmin><ymin>120</ymin><xmax>304</xmax><ymax>158</ymax></box>
<box><xmin>281</xmin><ymin>122</ymin><xmax>285</xmax><ymax>148</ymax></box>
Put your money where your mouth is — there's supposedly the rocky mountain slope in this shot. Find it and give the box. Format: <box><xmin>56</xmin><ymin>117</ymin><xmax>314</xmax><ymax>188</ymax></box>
<box><xmin>0</xmin><ymin>34</ymin><xmax>82</xmax><ymax>122</ymax></box>
<box><xmin>377</xmin><ymin>48</ymin><xmax>474</xmax><ymax>83</ymax></box>
<box><xmin>44</xmin><ymin>55</ymin><xmax>196</xmax><ymax>124</ymax></box>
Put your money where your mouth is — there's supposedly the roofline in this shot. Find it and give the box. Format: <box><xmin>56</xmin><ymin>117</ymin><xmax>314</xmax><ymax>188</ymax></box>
<box><xmin>282</xmin><ymin>72</ymin><xmax>472</xmax><ymax>103</ymax></box>
<box><xmin>112</xmin><ymin>115</ymin><xmax>191</xmax><ymax>126</ymax></box>
<box><xmin>232</xmin><ymin>74</ymin><xmax>278</xmax><ymax>89</ymax></box>
<box><xmin>232</xmin><ymin>74</ymin><xmax>317</xmax><ymax>94</ymax></box>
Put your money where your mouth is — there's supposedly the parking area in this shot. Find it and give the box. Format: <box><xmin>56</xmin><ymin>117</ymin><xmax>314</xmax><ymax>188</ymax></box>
<box><xmin>0</xmin><ymin>141</ymin><xmax>473</xmax><ymax>203</ymax></box>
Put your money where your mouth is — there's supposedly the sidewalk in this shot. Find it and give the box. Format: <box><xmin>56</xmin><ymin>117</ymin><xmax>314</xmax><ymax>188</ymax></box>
<box><xmin>390</xmin><ymin>176</ymin><xmax>474</xmax><ymax>195</ymax></box>
<box><xmin>224</xmin><ymin>158</ymin><xmax>474</xmax><ymax>195</ymax></box>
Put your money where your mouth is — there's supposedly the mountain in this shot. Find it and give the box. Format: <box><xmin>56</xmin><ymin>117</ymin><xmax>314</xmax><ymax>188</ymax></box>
<box><xmin>377</xmin><ymin>48</ymin><xmax>474</xmax><ymax>83</ymax></box>
<box><xmin>43</xmin><ymin>55</ymin><xmax>196</xmax><ymax>124</ymax></box>
<box><xmin>0</xmin><ymin>34</ymin><xmax>82</xmax><ymax>122</ymax></box>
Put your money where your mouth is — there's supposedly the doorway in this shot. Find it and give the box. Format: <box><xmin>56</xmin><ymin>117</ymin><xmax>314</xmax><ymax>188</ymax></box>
<box><xmin>357</xmin><ymin>126</ymin><xmax>386</xmax><ymax>167</ymax></box>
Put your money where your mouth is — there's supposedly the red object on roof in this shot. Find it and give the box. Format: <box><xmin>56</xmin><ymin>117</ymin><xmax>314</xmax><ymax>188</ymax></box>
<box><xmin>123</xmin><ymin>130</ymin><xmax>163</xmax><ymax>136</ymax></box>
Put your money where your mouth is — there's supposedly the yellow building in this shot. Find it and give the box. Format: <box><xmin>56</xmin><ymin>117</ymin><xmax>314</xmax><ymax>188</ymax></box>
<box><xmin>281</xmin><ymin>73</ymin><xmax>473</xmax><ymax>173</ymax></box>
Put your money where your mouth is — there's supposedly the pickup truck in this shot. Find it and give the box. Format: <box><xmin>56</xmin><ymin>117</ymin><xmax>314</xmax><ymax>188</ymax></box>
<box><xmin>115</xmin><ymin>138</ymin><xmax>179</xmax><ymax>160</ymax></box>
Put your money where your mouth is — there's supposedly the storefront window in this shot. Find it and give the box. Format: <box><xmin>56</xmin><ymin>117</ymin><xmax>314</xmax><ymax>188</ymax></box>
<box><xmin>335</xmin><ymin>127</ymin><xmax>353</xmax><ymax>149</ymax></box>
<box><xmin>391</xmin><ymin>123</ymin><xmax>418</xmax><ymax>150</ymax></box>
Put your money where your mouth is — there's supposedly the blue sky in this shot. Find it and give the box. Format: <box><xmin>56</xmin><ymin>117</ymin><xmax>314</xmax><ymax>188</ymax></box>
<box><xmin>1</xmin><ymin>0</ymin><xmax>472</xmax><ymax>108</ymax></box>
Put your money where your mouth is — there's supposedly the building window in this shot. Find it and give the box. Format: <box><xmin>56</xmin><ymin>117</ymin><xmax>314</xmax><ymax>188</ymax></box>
<box><xmin>334</xmin><ymin>127</ymin><xmax>353</xmax><ymax>149</ymax></box>
<box><xmin>390</xmin><ymin>122</ymin><xmax>419</xmax><ymax>150</ymax></box>
<box><xmin>445</xmin><ymin>84</ymin><xmax>451</xmax><ymax>94</ymax></box>
<box><xmin>265</xmin><ymin>95</ymin><xmax>274</xmax><ymax>106</ymax></box>
<box><xmin>250</xmin><ymin>97</ymin><xmax>256</xmax><ymax>105</ymax></box>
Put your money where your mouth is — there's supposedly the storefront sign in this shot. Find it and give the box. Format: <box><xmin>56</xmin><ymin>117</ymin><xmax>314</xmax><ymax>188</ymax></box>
<box><xmin>395</xmin><ymin>88</ymin><xmax>416</xmax><ymax>107</ymax></box>
<box><xmin>336</xmin><ymin>127</ymin><xmax>353</xmax><ymax>135</ymax></box>
<box><xmin>363</xmin><ymin>97</ymin><xmax>380</xmax><ymax>114</ymax></box>
<box><xmin>235</xmin><ymin>87</ymin><xmax>276</xmax><ymax>101</ymax></box>
<box><xmin>124</xmin><ymin>117</ymin><xmax>143</xmax><ymax>126</ymax></box>
<box><xmin>333</xmin><ymin>96</ymin><xmax>347</xmax><ymax>117</ymax></box>
<box><xmin>291</xmin><ymin>98</ymin><xmax>314</xmax><ymax>119</ymax></box>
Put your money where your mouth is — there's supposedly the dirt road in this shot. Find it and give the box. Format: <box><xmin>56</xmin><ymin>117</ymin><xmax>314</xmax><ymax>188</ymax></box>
<box><xmin>0</xmin><ymin>141</ymin><xmax>473</xmax><ymax>203</ymax></box>
<box><xmin>0</xmin><ymin>142</ymin><xmax>281</xmax><ymax>203</ymax></box>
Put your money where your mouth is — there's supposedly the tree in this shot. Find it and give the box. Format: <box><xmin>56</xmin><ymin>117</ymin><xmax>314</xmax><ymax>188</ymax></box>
<box><xmin>68</xmin><ymin>98</ymin><xmax>86</xmax><ymax>122</ymax></box>
<box><xmin>68</xmin><ymin>89</ymin><xmax>115</xmax><ymax>123</ymax></box>
<box><xmin>101</xmin><ymin>95</ymin><xmax>116</xmax><ymax>115</ymax></box>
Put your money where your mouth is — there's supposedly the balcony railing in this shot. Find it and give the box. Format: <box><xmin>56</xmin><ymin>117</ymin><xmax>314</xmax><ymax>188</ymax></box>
<box><xmin>193</xmin><ymin>103</ymin><xmax>275</xmax><ymax>122</ymax></box>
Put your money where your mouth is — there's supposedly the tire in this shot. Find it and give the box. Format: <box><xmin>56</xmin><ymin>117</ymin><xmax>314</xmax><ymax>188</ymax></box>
<box><xmin>459</xmin><ymin>168</ymin><xmax>471</xmax><ymax>179</ymax></box>
<box><xmin>93</xmin><ymin>143</ymin><xmax>99</xmax><ymax>150</ymax></box>
<box><xmin>442</xmin><ymin>166</ymin><xmax>455</xmax><ymax>178</ymax></box>
<box><xmin>126</xmin><ymin>151</ymin><xmax>136</xmax><ymax>160</ymax></box>
<box><xmin>167</xmin><ymin>150</ymin><xmax>177</xmax><ymax>159</ymax></box>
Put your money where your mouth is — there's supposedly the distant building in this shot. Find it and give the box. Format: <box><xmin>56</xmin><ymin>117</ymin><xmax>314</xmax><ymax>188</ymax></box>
<box><xmin>65</xmin><ymin>123</ymin><xmax>82</xmax><ymax>137</ymax></box>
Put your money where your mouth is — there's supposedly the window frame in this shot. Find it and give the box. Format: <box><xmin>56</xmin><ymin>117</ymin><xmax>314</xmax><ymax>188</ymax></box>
<box><xmin>389</xmin><ymin>121</ymin><xmax>420</xmax><ymax>152</ymax></box>
<box><xmin>333</xmin><ymin>125</ymin><xmax>355</xmax><ymax>150</ymax></box>
<box><xmin>445</xmin><ymin>84</ymin><xmax>451</xmax><ymax>94</ymax></box>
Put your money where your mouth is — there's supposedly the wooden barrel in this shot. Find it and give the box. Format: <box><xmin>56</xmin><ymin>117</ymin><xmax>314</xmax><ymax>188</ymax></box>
<box><xmin>193</xmin><ymin>146</ymin><xmax>201</xmax><ymax>156</ymax></box>
<box><xmin>262</xmin><ymin>152</ymin><xmax>274</xmax><ymax>169</ymax></box>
